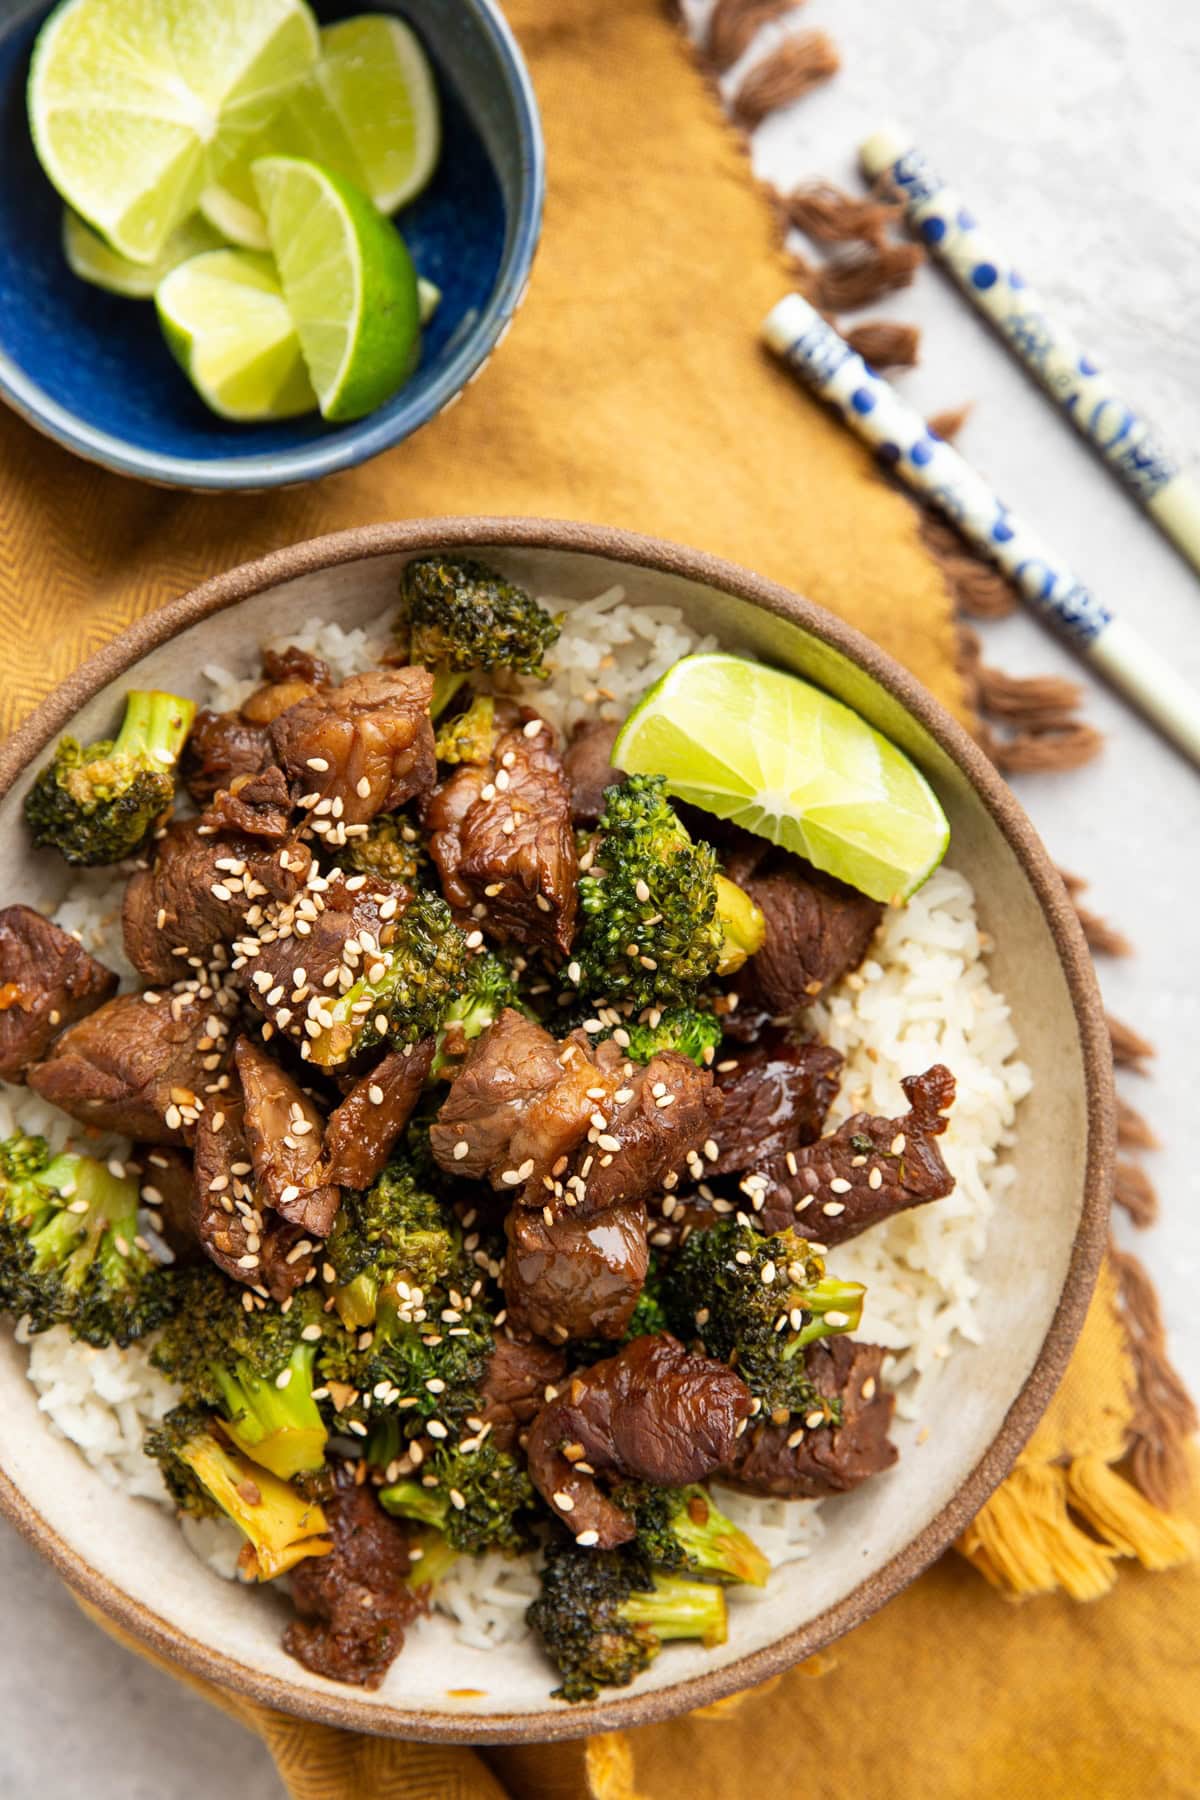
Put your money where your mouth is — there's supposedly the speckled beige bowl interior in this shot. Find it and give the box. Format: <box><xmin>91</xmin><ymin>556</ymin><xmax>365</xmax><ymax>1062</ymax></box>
<box><xmin>0</xmin><ymin>520</ymin><xmax>1112</xmax><ymax>1743</ymax></box>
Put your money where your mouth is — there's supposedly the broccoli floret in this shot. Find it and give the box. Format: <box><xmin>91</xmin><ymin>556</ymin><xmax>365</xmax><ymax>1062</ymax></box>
<box><xmin>528</xmin><ymin>1539</ymin><xmax>728</xmax><ymax>1703</ymax></box>
<box><xmin>151</xmin><ymin>1267</ymin><xmax>328</xmax><ymax>1479</ymax></box>
<box><xmin>145</xmin><ymin>1406</ymin><xmax>332</xmax><ymax>1581</ymax></box>
<box><xmin>661</xmin><ymin>1222</ymin><xmax>865</xmax><ymax>1423</ymax></box>
<box><xmin>308</xmin><ymin>890</ymin><xmax>471</xmax><ymax>1067</ymax></box>
<box><xmin>379</xmin><ymin>1438</ymin><xmax>537</xmax><ymax>1554</ymax></box>
<box><xmin>430</xmin><ymin>950</ymin><xmax>523</xmax><ymax>1078</ymax></box>
<box><xmin>570</xmin><ymin>777</ymin><xmax>764</xmax><ymax>1012</ymax></box>
<box><xmin>335</xmin><ymin>811</ymin><xmax>429</xmax><ymax>888</ymax></box>
<box><xmin>612</xmin><ymin>1482</ymin><xmax>769</xmax><ymax>1587</ymax></box>
<box><xmin>623</xmin><ymin>1007</ymin><xmax>723</xmax><ymax>1067</ymax></box>
<box><xmin>399</xmin><ymin>558</ymin><xmax>562</xmax><ymax>712</ymax></box>
<box><xmin>434</xmin><ymin>693</ymin><xmax>500</xmax><ymax>765</ymax></box>
<box><xmin>24</xmin><ymin>689</ymin><xmax>195</xmax><ymax>866</ymax></box>
<box><xmin>325</xmin><ymin>1151</ymin><xmax>461</xmax><ymax>1329</ymax></box>
<box><xmin>403</xmin><ymin>1525</ymin><xmax>460</xmax><ymax>1592</ymax></box>
<box><xmin>0</xmin><ymin>1136</ymin><xmax>173</xmax><ymax>1347</ymax></box>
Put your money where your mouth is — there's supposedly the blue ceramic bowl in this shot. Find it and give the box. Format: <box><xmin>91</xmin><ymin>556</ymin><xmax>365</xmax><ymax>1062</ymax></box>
<box><xmin>0</xmin><ymin>0</ymin><xmax>543</xmax><ymax>488</ymax></box>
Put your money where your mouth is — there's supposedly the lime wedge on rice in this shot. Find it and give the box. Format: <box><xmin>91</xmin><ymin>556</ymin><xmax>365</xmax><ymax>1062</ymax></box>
<box><xmin>155</xmin><ymin>248</ymin><xmax>316</xmax><ymax>421</ymax></box>
<box><xmin>28</xmin><ymin>0</ymin><xmax>319</xmax><ymax>264</ymax></box>
<box><xmin>251</xmin><ymin>155</ymin><xmax>420</xmax><ymax>422</ymax></box>
<box><xmin>62</xmin><ymin>206</ymin><xmax>225</xmax><ymax>298</ymax></box>
<box><xmin>613</xmin><ymin>653</ymin><xmax>950</xmax><ymax>903</ymax></box>
<box><xmin>200</xmin><ymin>14</ymin><xmax>440</xmax><ymax>249</ymax></box>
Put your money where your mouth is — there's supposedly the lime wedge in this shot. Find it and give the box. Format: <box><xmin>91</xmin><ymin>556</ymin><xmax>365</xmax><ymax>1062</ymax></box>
<box><xmin>613</xmin><ymin>653</ymin><xmax>950</xmax><ymax>903</ymax></box>
<box><xmin>28</xmin><ymin>0</ymin><xmax>319</xmax><ymax>264</ymax></box>
<box><xmin>63</xmin><ymin>205</ymin><xmax>226</xmax><ymax>297</ymax></box>
<box><xmin>417</xmin><ymin>277</ymin><xmax>442</xmax><ymax>325</ymax></box>
<box><xmin>200</xmin><ymin>14</ymin><xmax>440</xmax><ymax>247</ymax></box>
<box><xmin>252</xmin><ymin>155</ymin><xmax>420</xmax><ymax>422</ymax></box>
<box><xmin>155</xmin><ymin>248</ymin><xmax>317</xmax><ymax>421</ymax></box>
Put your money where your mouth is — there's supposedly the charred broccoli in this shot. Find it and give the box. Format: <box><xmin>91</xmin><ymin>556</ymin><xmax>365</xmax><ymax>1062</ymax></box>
<box><xmin>434</xmin><ymin>693</ymin><xmax>500</xmax><ymax>765</ymax></box>
<box><xmin>24</xmin><ymin>689</ymin><xmax>195</xmax><ymax>866</ymax></box>
<box><xmin>528</xmin><ymin>1539</ymin><xmax>728</xmax><ymax>1703</ymax></box>
<box><xmin>612</xmin><ymin>1482</ymin><xmax>769</xmax><ymax>1586</ymax></box>
<box><xmin>308</xmin><ymin>890</ymin><xmax>471</xmax><ymax>1067</ymax></box>
<box><xmin>335</xmin><ymin>810</ymin><xmax>428</xmax><ymax>888</ymax></box>
<box><xmin>0</xmin><ymin>1135</ymin><xmax>173</xmax><ymax>1347</ymax></box>
<box><xmin>430</xmin><ymin>950</ymin><xmax>523</xmax><ymax>1077</ymax></box>
<box><xmin>661</xmin><ymin>1222</ymin><xmax>864</xmax><ymax>1423</ymax></box>
<box><xmin>623</xmin><ymin>1006</ymin><xmax>722</xmax><ymax>1067</ymax></box>
<box><xmin>151</xmin><ymin>1267</ymin><xmax>328</xmax><ymax>1479</ymax></box>
<box><xmin>145</xmin><ymin>1406</ymin><xmax>331</xmax><ymax>1581</ymax></box>
<box><xmin>399</xmin><ymin>557</ymin><xmax>562</xmax><ymax>712</ymax></box>
<box><xmin>324</xmin><ymin>1150</ymin><xmax>461</xmax><ymax>1329</ymax></box>
<box><xmin>379</xmin><ymin>1438</ymin><xmax>537</xmax><ymax>1555</ymax></box>
<box><xmin>570</xmin><ymin>777</ymin><xmax>764</xmax><ymax>1012</ymax></box>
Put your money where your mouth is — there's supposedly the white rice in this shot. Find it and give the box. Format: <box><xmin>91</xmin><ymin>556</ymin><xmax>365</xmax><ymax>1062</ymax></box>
<box><xmin>0</xmin><ymin>581</ymin><xmax>1028</xmax><ymax>1647</ymax></box>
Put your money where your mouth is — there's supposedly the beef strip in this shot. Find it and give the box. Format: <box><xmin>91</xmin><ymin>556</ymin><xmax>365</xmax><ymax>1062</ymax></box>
<box><xmin>428</xmin><ymin>1008</ymin><xmax>565</xmax><ymax>1181</ymax></box>
<box><xmin>724</xmin><ymin>839</ymin><xmax>883</xmax><ymax>1019</ymax></box>
<box><xmin>317</xmin><ymin>1040</ymin><xmax>434</xmax><ymax>1190</ymax></box>
<box><xmin>181</xmin><ymin>709</ymin><xmax>275</xmax><ymax>810</ymax></box>
<box><xmin>27</xmin><ymin>986</ymin><xmax>233</xmax><ymax>1144</ymax></box>
<box><xmin>503</xmin><ymin>1197</ymin><xmax>650</xmax><ymax>1345</ymax></box>
<box><xmin>755</xmin><ymin>1065</ymin><xmax>956</xmax><ymax>1243</ymax></box>
<box><xmin>422</xmin><ymin>709</ymin><xmax>576</xmax><ymax>956</ymax></box>
<box><xmin>261</xmin><ymin>645</ymin><xmax>331</xmax><ymax>689</ymax></box>
<box><xmin>576</xmin><ymin>1045</ymin><xmax>724</xmax><ymax>1216</ymax></box>
<box><xmin>284</xmin><ymin>1467</ymin><xmax>426</xmax><ymax>1689</ymax></box>
<box><xmin>136</xmin><ymin>1146</ymin><xmax>201</xmax><ymax>1265</ymax></box>
<box><xmin>122</xmin><ymin>819</ymin><xmax>312</xmax><ymax>985</ymax></box>
<box><xmin>240</xmin><ymin>648</ymin><xmax>330</xmax><ymax>727</ymax></box>
<box><xmin>0</xmin><ymin>904</ymin><xmax>118</xmax><ymax>1082</ymax></box>
<box><xmin>233</xmin><ymin>1036</ymin><xmax>341</xmax><ymax>1237</ymax></box>
<box><xmin>271</xmin><ymin>668</ymin><xmax>436</xmax><ymax>826</ymax></box>
<box><xmin>477</xmin><ymin>1335</ymin><xmax>568</xmax><ymax>1454</ymax></box>
<box><xmin>722</xmin><ymin>1337</ymin><xmax>896</xmax><ymax>1498</ymax></box>
<box><xmin>192</xmin><ymin>1087</ymin><xmax>314</xmax><ymax>1299</ymax></box>
<box><xmin>562</xmin><ymin>718</ymin><xmax>625</xmax><ymax>826</ymax></box>
<box><xmin>525</xmin><ymin>1335</ymin><xmax>754</xmax><ymax>1546</ymax></box>
<box><xmin>707</xmin><ymin>1034</ymin><xmax>843</xmax><ymax>1176</ymax></box>
<box><xmin>199</xmin><ymin>765</ymin><xmax>294</xmax><ymax>841</ymax></box>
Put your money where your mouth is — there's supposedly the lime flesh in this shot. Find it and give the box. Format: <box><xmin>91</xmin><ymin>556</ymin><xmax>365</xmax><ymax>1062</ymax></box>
<box><xmin>29</xmin><ymin>0</ymin><xmax>319</xmax><ymax>264</ymax></box>
<box><xmin>613</xmin><ymin>653</ymin><xmax>950</xmax><ymax>903</ymax></box>
<box><xmin>155</xmin><ymin>248</ymin><xmax>317</xmax><ymax>420</ymax></box>
<box><xmin>62</xmin><ymin>205</ymin><xmax>225</xmax><ymax>297</ymax></box>
<box><xmin>252</xmin><ymin>154</ymin><xmax>420</xmax><ymax>422</ymax></box>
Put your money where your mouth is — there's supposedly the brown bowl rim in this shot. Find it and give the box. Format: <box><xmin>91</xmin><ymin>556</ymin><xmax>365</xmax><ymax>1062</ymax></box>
<box><xmin>0</xmin><ymin>516</ymin><xmax>1114</xmax><ymax>1743</ymax></box>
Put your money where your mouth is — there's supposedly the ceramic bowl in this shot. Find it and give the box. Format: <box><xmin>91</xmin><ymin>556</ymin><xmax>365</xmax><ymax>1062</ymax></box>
<box><xmin>0</xmin><ymin>520</ymin><xmax>1113</xmax><ymax>1742</ymax></box>
<box><xmin>0</xmin><ymin>0</ymin><xmax>543</xmax><ymax>488</ymax></box>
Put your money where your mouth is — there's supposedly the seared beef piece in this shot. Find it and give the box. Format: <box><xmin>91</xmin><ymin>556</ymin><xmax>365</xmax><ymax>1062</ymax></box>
<box><xmin>122</xmin><ymin>820</ymin><xmax>312</xmax><ymax>985</ymax></box>
<box><xmin>562</xmin><ymin>718</ymin><xmax>625</xmax><ymax>826</ymax></box>
<box><xmin>756</xmin><ymin>1065</ymin><xmax>956</xmax><ymax>1243</ymax></box>
<box><xmin>28</xmin><ymin>988</ymin><xmax>231</xmax><ymax>1145</ymax></box>
<box><xmin>724</xmin><ymin>839</ymin><xmax>883</xmax><ymax>1017</ymax></box>
<box><xmin>240</xmin><ymin>647</ymin><xmax>330</xmax><ymax>726</ymax></box>
<box><xmin>317</xmin><ymin>1040</ymin><xmax>434</xmax><ymax>1190</ymax></box>
<box><xmin>525</xmin><ymin>1335</ymin><xmax>754</xmax><ymax>1546</ymax></box>
<box><xmin>503</xmin><ymin>1198</ymin><xmax>650</xmax><ymax>1345</ymax></box>
<box><xmin>181</xmin><ymin>709</ymin><xmax>275</xmax><ymax>810</ymax></box>
<box><xmin>430</xmin><ymin>1015</ymin><xmax>721</xmax><ymax>1218</ymax></box>
<box><xmin>284</xmin><ymin>1467</ymin><xmax>426</xmax><ymax>1689</ymax></box>
<box><xmin>429</xmin><ymin>1008</ymin><xmax>565</xmax><ymax>1181</ymax></box>
<box><xmin>0</xmin><ymin>904</ymin><xmax>118</xmax><ymax>1082</ymax></box>
<box><xmin>707</xmin><ymin>1034</ymin><xmax>843</xmax><ymax>1176</ymax></box>
<box><xmin>192</xmin><ymin>1088</ymin><xmax>314</xmax><ymax>1299</ymax></box>
<box><xmin>722</xmin><ymin>1338</ymin><xmax>896</xmax><ymax>1498</ymax></box>
<box><xmin>422</xmin><ymin>709</ymin><xmax>576</xmax><ymax>956</ymax></box>
<box><xmin>271</xmin><ymin>668</ymin><xmax>436</xmax><ymax>826</ymax></box>
<box><xmin>240</xmin><ymin>870</ymin><xmax>410</xmax><ymax>1053</ymax></box>
<box><xmin>233</xmin><ymin>1036</ymin><xmax>340</xmax><ymax>1237</ymax></box>
<box><xmin>199</xmin><ymin>765</ymin><xmax>294</xmax><ymax>840</ymax></box>
<box><xmin>261</xmin><ymin>645</ymin><xmax>331</xmax><ymax>689</ymax></box>
<box><xmin>136</xmin><ymin>1146</ymin><xmax>201</xmax><ymax>1265</ymax></box>
<box><xmin>478</xmin><ymin>1335</ymin><xmax>568</xmax><ymax>1454</ymax></box>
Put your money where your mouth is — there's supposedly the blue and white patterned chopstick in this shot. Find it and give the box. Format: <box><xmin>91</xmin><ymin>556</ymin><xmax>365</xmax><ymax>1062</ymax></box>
<box><xmin>859</xmin><ymin>126</ymin><xmax>1200</xmax><ymax>581</ymax></box>
<box><xmin>762</xmin><ymin>292</ymin><xmax>1200</xmax><ymax>765</ymax></box>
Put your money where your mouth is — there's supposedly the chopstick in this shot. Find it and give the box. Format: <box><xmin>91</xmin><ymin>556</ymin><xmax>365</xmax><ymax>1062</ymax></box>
<box><xmin>762</xmin><ymin>292</ymin><xmax>1200</xmax><ymax>767</ymax></box>
<box><xmin>858</xmin><ymin>126</ymin><xmax>1200</xmax><ymax>580</ymax></box>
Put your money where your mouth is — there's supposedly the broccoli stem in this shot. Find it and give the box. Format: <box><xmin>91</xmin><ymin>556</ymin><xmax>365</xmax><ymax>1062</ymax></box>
<box><xmin>213</xmin><ymin>1342</ymin><xmax>328</xmax><ymax>1480</ymax></box>
<box><xmin>379</xmin><ymin>1478</ymin><xmax>448</xmax><ymax>1531</ymax></box>
<box><xmin>27</xmin><ymin>1159</ymin><xmax>137</xmax><ymax>1286</ymax></box>
<box><xmin>621</xmin><ymin>1574</ymin><xmax>728</xmax><ymax>1650</ymax></box>
<box><xmin>781</xmin><ymin>1277</ymin><xmax>866</xmax><ymax>1356</ymax></box>
<box><xmin>430</xmin><ymin>669</ymin><xmax>468</xmax><ymax>718</ymax></box>
<box><xmin>714</xmin><ymin>874</ymin><xmax>766</xmax><ymax>975</ymax></box>
<box><xmin>113</xmin><ymin>690</ymin><xmax>196</xmax><ymax>766</ymax></box>
<box><xmin>179</xmin><ymin>1425</ymin><xmax>332</xmax><ymax>1581</ymax></box>
<box><xmin>403</xmin><ymin>1526</ymin><xmax>460</xmax><ymax>1592</ymax></box>
<box><xmin>672</xmin><ymin>1490</ymin><xmax>770</xmax><ymax>1588</ymax></box>
<box><xmin>333</xmin><ymin>1269</ymin><xmax>380</xmax><ymax>1331</ymax></box>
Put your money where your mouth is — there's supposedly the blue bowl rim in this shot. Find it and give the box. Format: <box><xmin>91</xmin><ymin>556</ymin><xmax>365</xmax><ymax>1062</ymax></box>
<box><xmin>0</xmin><ymin>0</ymin><xmax>545</xmax><ymax>491</ymax></box>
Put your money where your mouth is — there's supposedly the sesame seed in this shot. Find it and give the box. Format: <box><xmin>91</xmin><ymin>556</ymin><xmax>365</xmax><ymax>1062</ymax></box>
<box><xmin>306</xmin><ymin>757</ymin><xmax>329</xmax><ymax>771</ymax></box>
<box><xmin>868</xmin><ymin>1167</ymin><xmax>883</xmax><ymax>1190</ymax></box>
<box><xmin>787</xmin><ymin>1426</ymin><xmax>806</xmax><ymax>1448</ymax></box>
<box><xmin>501</xmin><ymin>817</ymin><xmax>516</xmax><ymax>836</ymax></box>
<box><xmin>655</xmin><ymin>1093</ymin><xmax>675</xmax><ymax>1109</ymax></box>
<box><xmin>824</xmin><ymin>1310</ymin><xmax>850</xmax><ymax>1327</ymax></box>
<box><xmin>862</xmin><ymin>1377</ymin><xmax>877</xmax><ymax>1400</ymax></box>
<box><xmin>567</xmin><ymin>960</ymin><xmax>582</xmax><ymax>985</ymax></box>
<box><xmin>829</xmin><ymin>1177</ymin><xmax>852</xmax><ymax>1194</ymax></box>
<box><xmin>427</xmin><ymin>1420</ymin><xmax>448</xmax><ymax>1440</ymax></box>
<box><xmin>355</xmin><ymin>776</ymin><xmax>371</xmax><ymax>798</ymax></box>
<box><xmin>523</xmin><ymin>718</ymin><xmax>543</xmax><ymax>738</ymax></box>
<box><xmin>805</xmin><ymin>1410</ymin><xmax>825</xmax><ymax>1429</ymax></box>
<box><xmin>823</xmin><ymin>1201</ymin><xmax>846</xmax><ymax>1216</ymax></box>
<box><xmin>484</xmin><ymin>882</ymin><xmax>504</xmax><ymax>897</ymax></box>
<box><xmin>597</xmin><ymin>1133</ymin><xmax>621</xmax><ymax>1153</ymax></box>
<box><xmin>368</xmin><ymin>1084</ymin><xmax>384</xmax><ymax>1105</ymax></box>
<box><xmin>500</xmin><ymin>1169</ymin><xmax>522</xmax><ymax>1186</ymax></box>
<box><xmin>280</xmin><ymin>1184</ymin><xmax>300</xmax><ymax>1204</ymax></box>
<box><xmin>634</xmin><ymin>879</ymin><xmax>650</xmax><ymax>902</ymax></box>
<box><xmin>164</xmin><ymin>1104</ymin><xmax>182</xmax><ymax>1131</ymax></box>
<box><xmin>453</xmin><ymin>1140</ymin><xmax>470</xmax><ymax>1162</ymax></box>
<box><xmin>553</xmin><ymin>1491</ymin><xmax>575</xmax><ymax>1512</ymax></box>
<box><xmin>501</xmin><ymin>751</ymin><xmax>516</xmax><ymax>768</ymax></box>
<box><xmin>891</xmin><ymin>1134</ymin><xmax>906</xmax><ymax>1155</ymax></box>
<box><xmin>495</xmin><ymin>768</ymin><xmax>510</xmax><ymax>791</ymax></box>
<box><xmin>465</xmin><ymin>930</ymin><xmax>484</xmax><ymax>949</ymax></box>
<box><xmin>760</xmin><ymin>1260</ymin><xmax>776</xmax><ymax>1285</ymax></box>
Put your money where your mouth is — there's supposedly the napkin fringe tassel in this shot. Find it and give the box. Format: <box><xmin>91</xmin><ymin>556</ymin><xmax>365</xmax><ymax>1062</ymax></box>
<box><xmin>1113</xmin><ymin>1247</ymin><xmax>1200</xmax><ymax>1510</ymax></box>
<box><xmin>586</xmin><ymin>1732</ymin><xmax>647</xmax><ymax>1800</ymax></box>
